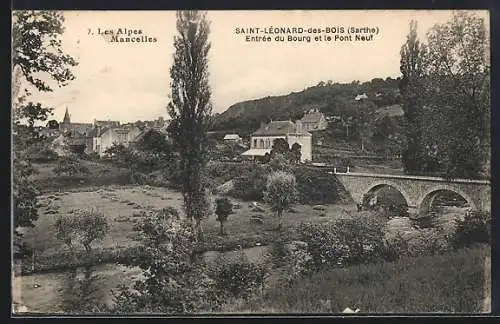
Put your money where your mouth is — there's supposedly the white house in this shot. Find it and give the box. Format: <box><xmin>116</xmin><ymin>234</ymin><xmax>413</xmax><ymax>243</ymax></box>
<box><xmin>223</xmin><ymin>134</ymin><xmax>242</xmax><ymax>142</ymax></box>
<box><xmin>241</xmin><ymin>120</ymin><xmax>312</xmax><ymax>162</ymax></box>
<box><xmin>92</xmin><ymin>126</ymin><xmax>141</xmax><ymax>156</ymax></box>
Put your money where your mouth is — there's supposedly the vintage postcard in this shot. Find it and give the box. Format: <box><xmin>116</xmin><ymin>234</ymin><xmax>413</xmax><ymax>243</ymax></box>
<box><xmin>11</xmin><ymin>10</ymin><xmax>491</xmax><ymax>315</ymax></box>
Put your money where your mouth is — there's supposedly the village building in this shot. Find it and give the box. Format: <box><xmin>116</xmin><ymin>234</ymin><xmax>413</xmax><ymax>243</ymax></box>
<box><xmin>241</xmin><ymin>120</ymin><xmax>312</xmax><ymax>162</ymax></box>
<box><xmin>92</xmin><ymin>126</ymin><xmax>141</xmax><ymax>156</ymax></box>
<box><xmin>300</xmin><ymin>108</ymin><xmax>328</xmax><ymax>132</ymax></box>
<box><xmin>223</xmin><ymin>134</ymin><xmax>242</xmax><ymax>143</ymax></box>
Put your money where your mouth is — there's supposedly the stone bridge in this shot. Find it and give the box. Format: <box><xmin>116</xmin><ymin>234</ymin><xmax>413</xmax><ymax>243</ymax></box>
<box><xmin>334</xmin><ymin>170</ymin><xmax>491</xmax><ymax>215</ymax></box>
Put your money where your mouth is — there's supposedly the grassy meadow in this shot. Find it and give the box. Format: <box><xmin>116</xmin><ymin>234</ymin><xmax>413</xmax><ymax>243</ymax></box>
<box><xmin>231</xmin><ymin>244</ymin><xmax>490</xmax><ymax>314</ymax></box>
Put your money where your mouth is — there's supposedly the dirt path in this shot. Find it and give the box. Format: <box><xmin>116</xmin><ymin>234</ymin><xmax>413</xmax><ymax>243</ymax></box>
<box><xmin>483</xmin><ymin>256</ymin><xmax>491</xmax><ymax>313</ymax></box>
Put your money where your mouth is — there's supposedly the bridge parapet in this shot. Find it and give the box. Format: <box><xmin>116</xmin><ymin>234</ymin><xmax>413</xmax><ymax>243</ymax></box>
<box><xmin>334</xmin><ymin>171</ymin><xmax>491</xmax><ymax>213</ymax></box>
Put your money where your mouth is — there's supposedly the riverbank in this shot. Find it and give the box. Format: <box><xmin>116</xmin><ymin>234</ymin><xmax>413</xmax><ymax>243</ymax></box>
<box><xmin>231</xmin><ymin>244</ymin><xmax>490</xmax><ymax>313</ymax></box>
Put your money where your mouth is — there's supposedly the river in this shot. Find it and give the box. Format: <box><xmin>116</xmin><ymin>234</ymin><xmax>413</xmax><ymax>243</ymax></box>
<box><xmin>12</xmin><ymin>245</ymin><xmax>272</xmax><ymax>314</ymax></box>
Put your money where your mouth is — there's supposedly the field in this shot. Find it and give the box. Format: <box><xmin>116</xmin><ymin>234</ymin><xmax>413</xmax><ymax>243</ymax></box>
<box><xmin>21</xmin><ymin>184</ymin><xmax>355</xmax><ymax>267</ymax></box>
<box><xmin>232</xmin><ymin>244</ymin><xmax>491</xmax><ymax>314</ymax></box>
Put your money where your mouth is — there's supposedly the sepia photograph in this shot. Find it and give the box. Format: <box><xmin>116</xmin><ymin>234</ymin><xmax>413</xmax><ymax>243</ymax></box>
<box><xmin>11</xmin><ymin>9</ymin><xmax>491</xmax><ymax>315</ymax></box>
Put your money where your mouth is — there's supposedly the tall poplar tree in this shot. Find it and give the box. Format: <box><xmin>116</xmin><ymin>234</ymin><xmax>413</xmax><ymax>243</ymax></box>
<box><xmin>399</xmin><ymin>20</ymin><xmax>427</xmax><ymax>174</ymax></box>
<box><xmin>167</xmin><ymin>11</ymin><xmax>213</xmax><ymax>240</ymax></box>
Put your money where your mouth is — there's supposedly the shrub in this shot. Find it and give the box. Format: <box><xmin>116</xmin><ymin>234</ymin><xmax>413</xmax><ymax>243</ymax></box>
<box><xmin>215</xmin><ymin>252</ymin><xmax>267</xmax><ymax>299</ymax></box>
<box><xmin>215</xmin><ymin>197</ymin><xmax>233</xmax><ymax>235</ymax></box>
<box><xmin>293</xmin><ymin>167</ymin><xmax>340</xmax><ymax>205</ymax></box>
<box><xmin>270</xmin><ymin>239</ymin><xmax>313</xmax><ymax>285</ymax></box>
<box><xmin>263</xmin><ymin>171</ymin><xmax>298</xmax><ymax>231</ymax></box>
<box><xmin>230</xmin><ymin>163</ymin><xmax>268</xmax><ymax>201</ymax></box>
<box><xmin>299</xmin><ymin>212</ymin><xmax>387</xmax><ymax>270</ymax></box>
<box><xmin>53</xmin><ymin>156</ymin><xmax>91</xmax><ymax>177</ymax></box>
<box><xmin>385</xmin><ymin>228</ymin><xmax>451</xmax><ymax>259</ymax></box>
<box><xmin>453</xmin><ymin>210</ymin><xmax>490</xmax><ymax>248</ymax></box>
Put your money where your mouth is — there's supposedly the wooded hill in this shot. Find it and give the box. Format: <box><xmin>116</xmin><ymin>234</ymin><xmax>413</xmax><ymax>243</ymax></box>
<box><xmin>209</xmin><ymin>77</ymin><xmax>405</xmax><ymax>154</ymax></box>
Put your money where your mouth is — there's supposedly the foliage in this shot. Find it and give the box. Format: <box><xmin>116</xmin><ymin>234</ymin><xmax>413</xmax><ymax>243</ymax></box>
<box><xmin>215</xmin><ymin>197</ymin><xmax>233</xmax><ymax>235</ymax></box>
<box><xmin>209</xmin><ymin>78</ymin><xmax>401</xmax><ymax>140</ymax></box>
<box><xmin>400</xmin><ymin>13</ymin><xmax>490</xmax><ymax>178</ymax></box>
<box><xmin>293</xmin><ymin>167</ymin><xmax>340</xmax><ymax>205</ymax></box>
<box><xmin>453</xmin><ymin>210</ymin><xmax>490</xmax><ymax>248</ymax></box>
<box><xmin>399</xmin><ymin>20</ymin><xmax>428</xmax><ymax>174</ymax></box>
<box><xmin>270</xmin><ymin>239</ymin><xmax>313</xmax><ymax>285</ymax></box>
<box><xmin>231</xmin><ymin>163</ymin><xmax>268</xmax><ymax>201</ymax></box>
<box><xmin>214</xmin><ymin>252</ymin><xmax>267</xmax><ymax>300</ymax></box>
<box><xmin>53</xmin><ymin>156</ymin><xmax>90</xmax><ymax>176</ymax></box>
<box><xmin>54</xmin><ymin>209</ymin><xmax>110</xmax><ymax>255</ymax></box>
<box><xmin>12</xmin><ymin>11</ymin><xmax>78</xmax><ymax>92</ymax></box>
<box><xmin>12</xmin><ymin>10</ymin><xmax>77</xmax><ymax>258</ymax></box>
<box><xmin>263</xmin><ymin>171</ymin><xmax>298</xmax><ymax>231</ymax></box>
<box><xmin>167</xmin><ymin>11</ymin><xmax>213</xmax><ymax>240</ymax></box>
<box><xmin>384</xmin><ymin>228</ymin><xmax>451</xmax><ymax>259</ymax></box>
<box><xmin>290</xmin><ymin>143</ymin><xmax>302</xmax><ymax>163</ymax></box>
<box><xmin>244</xmin><ymin>245</ymin><xmax>489</xmax><ymax>313</ymax></box>
<box><xmin>268</xmin><ymin>153</ymin><xmax>292</xmax><ymax>172</ymax></box>
<box><xmin>298</xmin><ymin>212</ymin><xmax>387</xmax><ymax>270</ymax></box>
<box><xmin>47</xmin><ymin>119</ymin><xmax>59</xmax><ymax>129</ymax></box>
<box><xmin>111</xmin><ymin>207</ymin><xmax>221</xmax><ymax>313</ymax></box>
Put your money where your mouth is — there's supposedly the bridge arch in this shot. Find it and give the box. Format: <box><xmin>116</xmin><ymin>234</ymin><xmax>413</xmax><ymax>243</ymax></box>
<box><xmin>417</xmin><ymin>185</ymin><xmax>477</xmax><ymax>216</ymax></box>
<box><xmin>361</xmin><ymin>181</ymin><xmax>412</xmax><ymax>208</ymax></box>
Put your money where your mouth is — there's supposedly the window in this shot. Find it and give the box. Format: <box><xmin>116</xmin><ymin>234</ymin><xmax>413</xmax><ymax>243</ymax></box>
<box><xmin>260</xmin><ymin>139</ymin><xmax>264</xmax><ymax>149</ymax></box>
<box><xmin>253</xmin><ymin>139</ymin><xmax>257</xmax><ymax>148</ymax></box>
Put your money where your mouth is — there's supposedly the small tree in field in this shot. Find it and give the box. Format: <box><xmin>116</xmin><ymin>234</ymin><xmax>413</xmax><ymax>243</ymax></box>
<box><xmin>263</xmin><ymin>171</ymin><xmax>298</xmax><ymax>231</ymax></box>
<box><xmin>54</xmin><ymin>214</ymin><xmax>79</xmax><ymax>256</ymax></box>
<box><xmin>215</xmin><ymin>197</ymin><xmax>232</xmax><ymax>235</ymax></box>
<box><xmin>75</xmin><ymin>209</ymin><xmax>110</xmax><ymax>255</ymax></box>
<box><xmin>55</xmin><ymin>209</ymin><xmax>110</xmax><ymax>257</ymax></box>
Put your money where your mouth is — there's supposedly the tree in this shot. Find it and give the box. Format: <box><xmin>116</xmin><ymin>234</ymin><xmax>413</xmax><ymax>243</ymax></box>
<box><xmin>12</xmin><ymin>11</ymin><xmax>78</xmax><ymax>255</ymax></box>
<box><xmin>54</xmin><ymin>214</ymin><xmax>79</xmax><ymax>256</ymax></box>
<box><xmin>75</xmin><ymin>209</ymin><xmax>110</xmax><ymax>255</ymax></box>
<box><xmin>167</xmin><ymin>11</ymin><xmax>213</xmax><ymax>241</ymax></box>
<box><xmin>111</xmin><ymin>207</ymin><xmax>220</xmax><ymax>313</ymax></box>
<box><xmin>54</xmin><ymin>209</ymin><xmax>110</xmax><ymax>257</ymax></box>
<box><xmin>268</xmin><ymin>153</ymin><xmax>292</xmax><ymax>172</ymax></box>
<box><xmin>422</xmin><ymin>12</ymin><xmax>490</xmax><ymax>179</ymax></box>
<box><xmin>399</xmin><ymin>20</ymin><xmax>427</xmax><ymax>174</ymax></box>
<box><xmin>47</xmin><ymin>119</ymin><xmax>59</xmax><ymax>129</ymax></box>
<box><xmin>53</xmin><ymin>156</ymin><xmax>90</xmax><ymax>176</ymax></box>
<box><xmin>270</xmin><ymin>138</ymin><xmax>290</xmax><ymax>157</ymax></box>
<box><xmin>290</xmin><ymin>143</ymin><xmax>301</xmax><ymax>163</ymax></box>
<box><xmin>263</xmin><ymin>171</ymin><xmax>298</xmax><ymax>231</ymax></box>
<box><xmin>215</xmin><ymin>197</ymin><xmax>232</xmax><ymax>235</ymax></box>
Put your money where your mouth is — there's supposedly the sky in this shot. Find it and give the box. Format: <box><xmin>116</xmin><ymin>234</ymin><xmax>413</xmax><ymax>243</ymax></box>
<box><xmin>13</xmin><ymin>10</ymin><xmax>489</xmax><ymax>123</ymax></box>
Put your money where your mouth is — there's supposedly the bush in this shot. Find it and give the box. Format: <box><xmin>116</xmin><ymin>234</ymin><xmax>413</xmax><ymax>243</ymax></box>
<box><xmin>385</xmin><ymin>228</ymin><xmax>451</xmax><ymax>259</ymax></box>
<box><xmin>53</xmin><ymin>157</ymin><xmax>90</xmax><ymax>177</ymax></box>
<box><xmin>293</xmin><ymin>167</ymin><xmax>340</xmax><ymax>205</ymax></box>
<box><xmin>230</xmin><ymin>163</ymin><xmax>268</xmax><ymax>201</ymax></box>
<box><xmin>215</xmin><ymin>252</ymin><xmax>267</xmax><ymax>300</ymax></box>
<box><xmin>453</xmin><ymin>210</ymin><xmax>490</xmax><ymax>248</ymax></box>
<box><xmin>298</xmin><ymin>212</ymin><xmax>387</xmax><ymax>270</ymax></box>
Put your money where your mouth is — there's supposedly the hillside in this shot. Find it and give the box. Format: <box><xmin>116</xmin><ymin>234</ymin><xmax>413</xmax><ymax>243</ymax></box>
<box><xmin>210</xmin><ymin>77</ymin><xmax>402</xmax><ymax>137</ymax></box>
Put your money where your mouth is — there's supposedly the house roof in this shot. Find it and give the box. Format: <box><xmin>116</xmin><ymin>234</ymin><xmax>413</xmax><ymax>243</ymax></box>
<box><xmin>241</xmin><ymin>148</ymin><xmax>272</xmax><ymax>156</ymax></box>
<box><xmin>224</xmin><ymin>134</ymin><xmax>241</xmax><ymax>140</ymax></box>
<box><xmin>252</xmin><ymin>120</ymin><xmax>309</xmax><ymax>136</ymax></box>
<box><xmin>301</xmin><ymin>111</ymin><xmax>324</xmax><ymax>124</ymax></box>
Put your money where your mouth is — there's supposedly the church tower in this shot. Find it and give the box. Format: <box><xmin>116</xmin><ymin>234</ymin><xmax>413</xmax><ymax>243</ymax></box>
<box><xmin>63</xmin><ymin>107</ymin><xmax>71</xmax><ymax>124</ymax></box>
<box><xmin>60</xmin><ymin>107</ymin><xmax>71</xmax><ymax>132</ymax></box>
